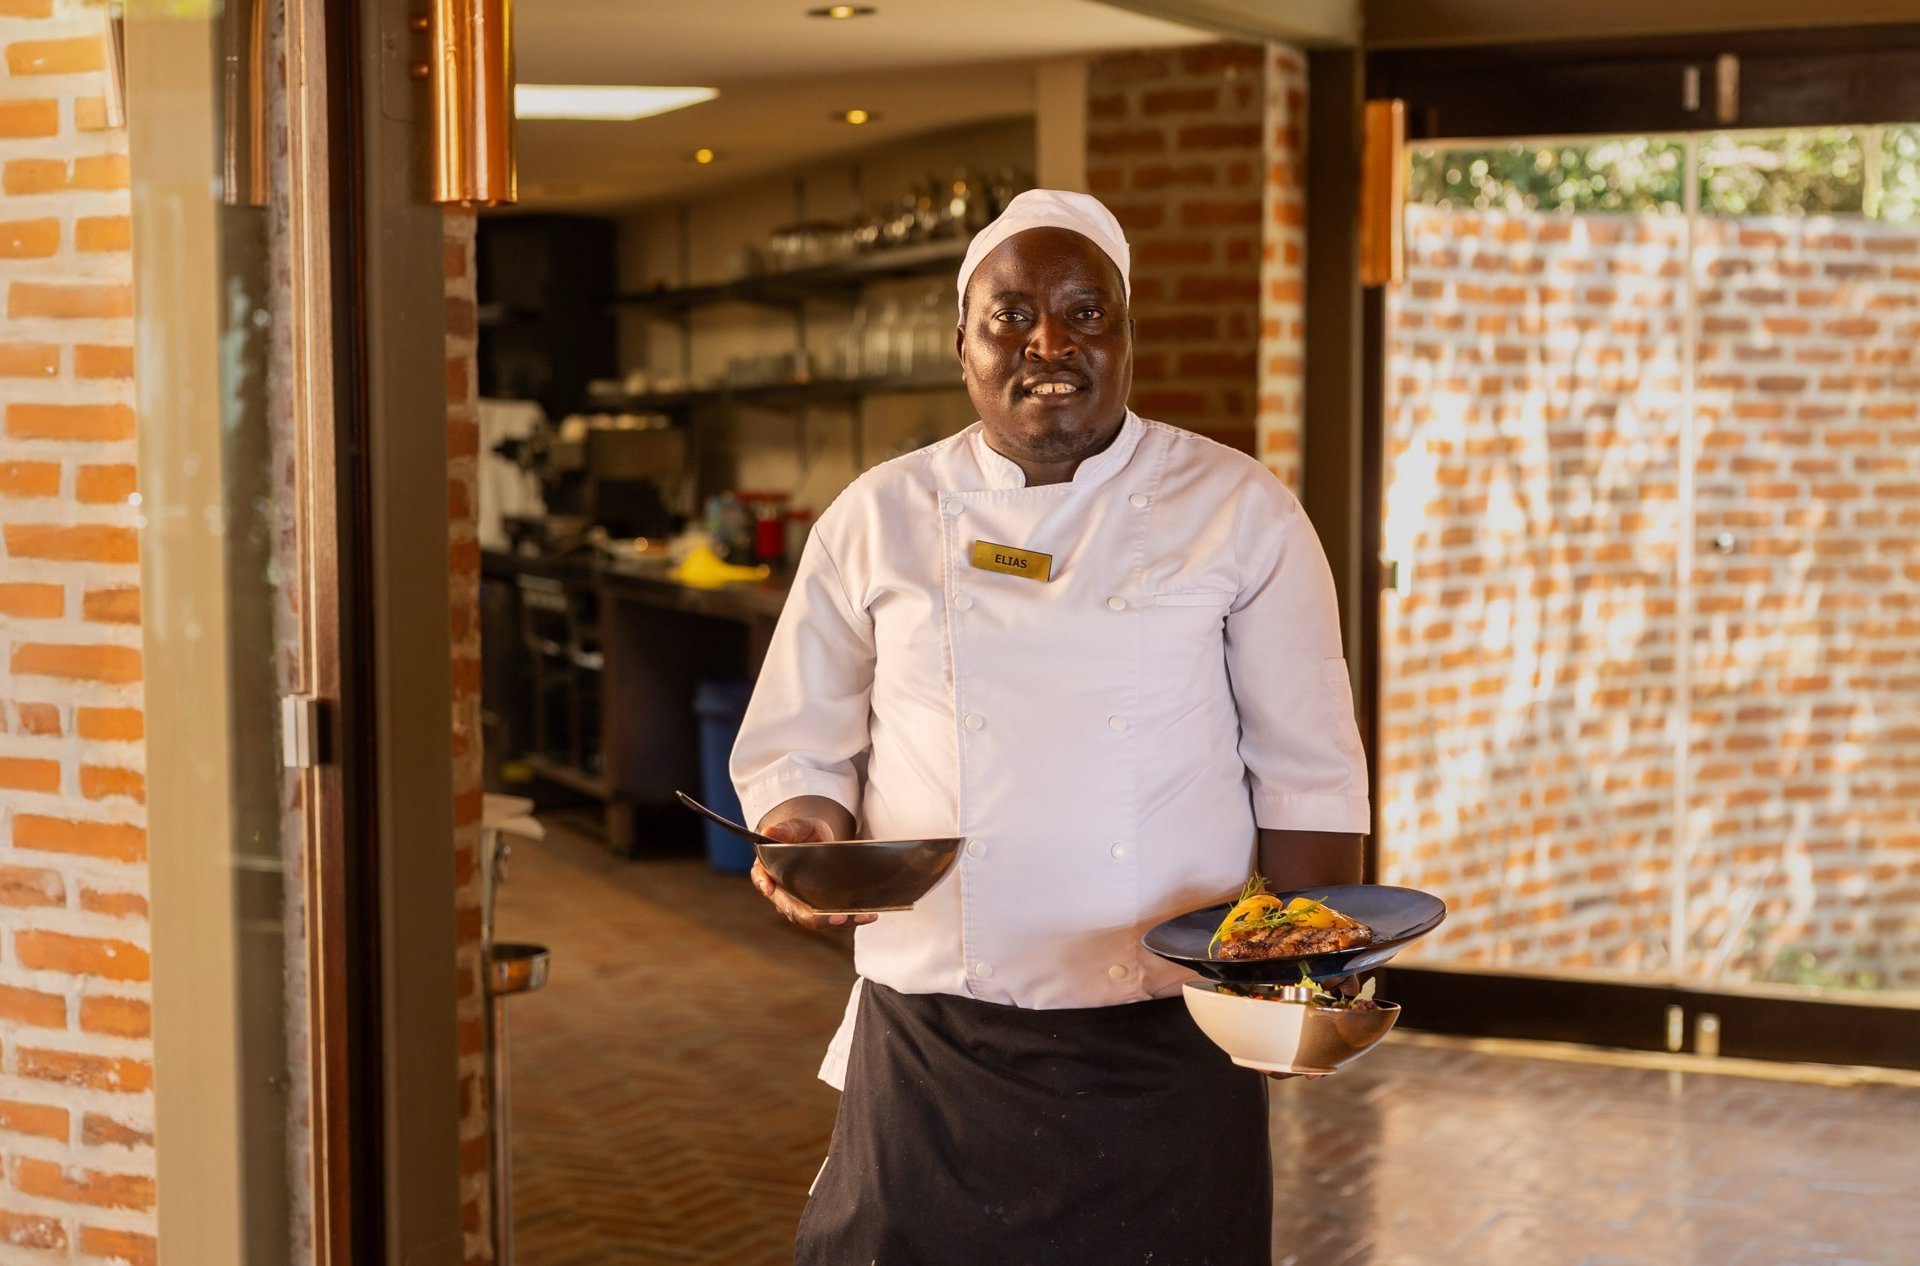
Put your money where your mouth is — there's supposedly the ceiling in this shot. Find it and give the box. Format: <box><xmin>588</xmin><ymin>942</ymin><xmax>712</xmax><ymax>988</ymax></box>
<box><xmin>512</xmin><ymin>0</ymin><xmax>1213</xmax><ymax>211</ymax></box>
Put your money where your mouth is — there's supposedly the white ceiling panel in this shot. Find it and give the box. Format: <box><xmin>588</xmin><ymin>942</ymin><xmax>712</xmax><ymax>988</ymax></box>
<box><xmin>510</xmin><ymin>0</ymin><xmax>1212</xmax><ymax>210</ymax></box>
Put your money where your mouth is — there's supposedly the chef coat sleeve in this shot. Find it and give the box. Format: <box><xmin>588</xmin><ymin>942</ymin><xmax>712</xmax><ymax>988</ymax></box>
<box><xmin>1224</xmin><ymin>480</ymin><xmax>1372</xmax><ymax>834</ymax></box>
<box><xmin>729</xmin><ymin>524</ymin><xmax>876</xmax><ymax>832</ymax></box>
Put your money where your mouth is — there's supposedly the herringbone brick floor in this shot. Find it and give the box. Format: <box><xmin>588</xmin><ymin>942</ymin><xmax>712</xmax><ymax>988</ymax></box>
<box><xmin>497</xmin><ymin>820</ymin><xmax>1920</xmax><ymax>1266</ymax></box>
<box><xmin>495</xmin><ymin>817</ymin><xmax>852</xmax><ymax>1265</ymax></box>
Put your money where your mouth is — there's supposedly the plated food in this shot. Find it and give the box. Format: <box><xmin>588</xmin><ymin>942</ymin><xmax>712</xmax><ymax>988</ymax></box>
<box><xmin>1208</xmin><ymin>876</ymin><xmax>1374</xmax><ymax>961</ymax></box>
<box><xmin>1216</xmin><ymin>972</ymin><xmax>1386</xmax><ymax>1010</ymax></box>
<box><xmin>1142</xmin><ymin>883</ymin><xmax>1447</xmax><ymax>983</ymax></box>
<box><xmin>1163</xmin><ymin>879</ymin><xmax>1434</xmax><ymax>1072</ymax></box>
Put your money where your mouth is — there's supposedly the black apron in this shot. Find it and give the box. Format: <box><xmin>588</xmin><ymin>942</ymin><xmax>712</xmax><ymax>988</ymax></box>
<box><xmin>796</xmin><ymin>980</ymin><xmax>1272</xmax><ymax>1266</ymax></box>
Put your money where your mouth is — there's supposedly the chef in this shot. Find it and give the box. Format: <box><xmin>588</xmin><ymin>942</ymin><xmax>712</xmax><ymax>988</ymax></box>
<box><xmin>731</xmin><ymin>189</ymin><xmax>1370</xmax><ymax>1264</ymax></box>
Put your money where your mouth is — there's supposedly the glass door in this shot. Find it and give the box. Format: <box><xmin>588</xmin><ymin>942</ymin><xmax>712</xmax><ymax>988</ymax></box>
<box><xmin>1686</xmin><ymin>128</ymin><xmax>1920</xmax><ymax>997</ymax></box>
<box><xmin>1367</xmin><ymin>31</ymin><xmax>1920</xmax><ymax>1065</ymax></box>
<box><xmin>130</xmin><ymin>1</ymin><xmax>367</xmax><ymax>1258</ymax></box>
<box><xmin>1379</xmin><ymin>136</ymin><xmax>1692</xmax><ymax>987</ymax></box>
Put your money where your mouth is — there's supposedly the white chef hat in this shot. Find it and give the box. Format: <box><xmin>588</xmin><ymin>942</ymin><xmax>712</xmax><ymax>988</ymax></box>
<box><xmin>956</xmin><ymin>188</ymin><xmax>1131</xmax><ymax>319</ymax></box>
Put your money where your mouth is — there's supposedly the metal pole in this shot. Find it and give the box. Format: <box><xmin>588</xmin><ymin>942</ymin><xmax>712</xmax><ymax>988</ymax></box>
<box><xmin>490</xmin><ymin>992</ymin><xmax>514</xmax><ymax>1265</ymax></box>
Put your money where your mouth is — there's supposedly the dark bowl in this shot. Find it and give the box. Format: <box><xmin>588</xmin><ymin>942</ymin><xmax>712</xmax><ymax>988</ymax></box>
<box><xmin>756</xmin><ymin>836</ymin><xmax>963</xmax><ymax>915</ymax></box>
<box><xmin>1142</xmin><ymin>884</ymin><xmax>1447</xmax><ymax>983</ymax></box>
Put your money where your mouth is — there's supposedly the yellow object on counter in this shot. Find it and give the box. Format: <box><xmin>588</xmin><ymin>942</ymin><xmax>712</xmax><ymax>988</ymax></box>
<box><xmin>670</xmin><ymin>545</ymin><xmax>771</xmax><ymax>589</ymax></box>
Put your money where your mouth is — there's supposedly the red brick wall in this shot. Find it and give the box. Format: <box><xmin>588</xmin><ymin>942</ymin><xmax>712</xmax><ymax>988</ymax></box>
<box><xmin>1380</xmin><ymin>206</ymin><xmax>1920</xmax><ymax>990</ymax></box>
<box><xmin>445</xmin><ymin>207</ymin><xmax>491</xmax><ymax>1264</ymax></box>
<box><xmin>1255</xmin><ymin>47</ymin><xmax>1306</xmax><ymax>494</ymax></box>
<box><xmin>1689</xmin><ymin>215</ymin><xmax>1920</xmax><ymax>989</ymax></box>
<box><xmin>1087</xmin><ymin>43</ymin><xmax>1264</xmax><ymax>455</ymax></box>
<box><xmin>0</xmin><ymin>3</ymin><xmax>155</xmax><ymax>1260</ymax></box>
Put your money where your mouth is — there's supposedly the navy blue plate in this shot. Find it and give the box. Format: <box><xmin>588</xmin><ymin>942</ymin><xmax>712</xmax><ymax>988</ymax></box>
<box><xmin>1142</xmin><ymin>884</ymin><xmax>1447</xmax><ymax>983</ymax></box>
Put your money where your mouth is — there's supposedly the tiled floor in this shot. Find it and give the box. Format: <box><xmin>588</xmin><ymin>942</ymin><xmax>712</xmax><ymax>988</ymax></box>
<box><xmin>496</xmin><ymin>820</ymin><xmax>1920</xmax><ymax>1266</ymax></box>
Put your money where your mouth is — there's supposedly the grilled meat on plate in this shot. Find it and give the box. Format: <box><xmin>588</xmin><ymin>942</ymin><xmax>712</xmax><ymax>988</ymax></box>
<box><xmin>1216</xmin><ymin>921</ymin><xmax>1372</xmax><ymax>960</ymax></box>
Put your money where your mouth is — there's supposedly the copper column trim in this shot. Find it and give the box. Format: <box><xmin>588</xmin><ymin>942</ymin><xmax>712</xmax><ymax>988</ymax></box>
<box><xmin>427</xmin><ymin>0</ymin><xmax>518</xmax><ymax>206</ymax></box>
<box><xmin>221</xmin><ymin>0</ymin><xmax>269</xmax><ymax>207</ymax></box>
<box><xmin>1360</xmin><ymin>99</ymin><xmax>1406</xmax><ymax>289</ymax></box>
<box><xmin>99</xmin><ymin>3</ymin><xmax>127</xmax><ymax>129</ymax></box>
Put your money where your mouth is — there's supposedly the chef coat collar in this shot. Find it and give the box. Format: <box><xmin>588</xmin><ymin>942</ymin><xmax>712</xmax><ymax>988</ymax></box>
<box><xmin>968</xmin><ymin>410</ymin><xmax>1145</xmax><ymax>491</ymax></box>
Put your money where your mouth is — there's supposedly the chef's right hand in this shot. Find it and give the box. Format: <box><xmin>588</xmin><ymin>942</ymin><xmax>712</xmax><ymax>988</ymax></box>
<box><xmin>750</xmin><ymin>816</ymin><xmax>879</xmax><ymax>931</ymax></box>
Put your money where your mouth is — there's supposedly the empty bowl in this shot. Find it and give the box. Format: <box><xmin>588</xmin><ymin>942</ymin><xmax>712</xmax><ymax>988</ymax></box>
<box><xmin>1182</xmin><ymin>981</ymin><xmax>1400</xmax><ymax>1075</ymax></box>
<box><xmin>674</xmin><ymin>791</ymin><xmax>963</xmax><ymax>915</ymax></box>
<box><xmin>755</xmin><ymin>836</ymin><xmax>962</xmax><ymax>914</ymax></box>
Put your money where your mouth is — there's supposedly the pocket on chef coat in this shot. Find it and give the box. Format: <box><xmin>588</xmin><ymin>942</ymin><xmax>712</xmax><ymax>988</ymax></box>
<box><xmin>1149</xmin><ymin>589</ymin><xmax>1233</xmax><ymax>639</ymax></box>
<box><xmin>1152</xmin><ymin>589</ymin><xmax>1234</xmax><ymax>608</ymax></box>
<box><xmin>1146</xmin><ymin>590</ymin><xmax>1234</xmax><ymax>698</ymax></box>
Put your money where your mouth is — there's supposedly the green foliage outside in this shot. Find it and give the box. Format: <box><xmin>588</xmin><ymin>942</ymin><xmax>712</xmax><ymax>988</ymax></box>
<box><xmin>1408</xmin><ymin>127</ymin><xmax>1920</xmax><ymax>221</ymax></box>
<box><xmin>1767</xmin><ymin>945</ymin><xmax>1883</xmax><ymax>993</ymax></box>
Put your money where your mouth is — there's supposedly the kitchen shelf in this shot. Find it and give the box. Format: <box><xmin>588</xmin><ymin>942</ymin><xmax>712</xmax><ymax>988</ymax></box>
<box><xmin>523</xmin><ymin>753</ymin><xmax>610</xmax><ymax>801</ymax></box>
<box><xmin>477</xmin><ymin>302</ymin><xmax>541</xmax><ymax>329</ymax></box>
<box><xmin>611</xmin><ymin>238</ymin><xmax>969</xmax><ymax>316</ymax></box>
<box><xmin>596</xmin><ymin>371</ymin><xmax>963</xmax><ymax>414</ymax></box>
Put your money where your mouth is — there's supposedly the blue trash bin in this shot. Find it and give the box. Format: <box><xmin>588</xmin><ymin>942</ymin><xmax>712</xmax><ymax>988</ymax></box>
<box><xmin>693</xmin><ymin>678</ymin><xmax>758</xmax><ymax>873</ymax></box>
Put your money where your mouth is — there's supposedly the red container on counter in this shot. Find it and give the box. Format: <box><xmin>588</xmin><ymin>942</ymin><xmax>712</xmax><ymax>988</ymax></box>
<box><xmin>734</xmin><ymin>491</ymin><xmax>792</xmax><ymax>568</ymax></box>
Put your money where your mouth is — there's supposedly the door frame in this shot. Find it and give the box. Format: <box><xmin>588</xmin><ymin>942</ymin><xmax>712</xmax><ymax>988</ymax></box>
<box><xmin>1354</xmin><ymin>24</ymin><xmax>1920</xmax><ymax>1070</ymax></box>
<box><xmin>141</xmin><ymin>0</ymin><xmax>466</xmax><ymax>1258</ymax></box>
<box><xmin>348</xmin><ymin>0</ymin><xmax>466</xmax><ymax>1259</ymax></box>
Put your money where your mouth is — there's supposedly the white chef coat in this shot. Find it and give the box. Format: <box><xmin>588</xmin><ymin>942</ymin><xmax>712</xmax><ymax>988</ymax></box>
<box><xmin>730</xmin><ymin>411</ymin><xmax>1370</xmax><ymax>1088</ymax></box>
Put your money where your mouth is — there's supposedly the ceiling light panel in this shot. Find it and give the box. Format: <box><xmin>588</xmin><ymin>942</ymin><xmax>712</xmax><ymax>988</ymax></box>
<box><xmin>515</xmin><ymin>84</ymin><xmax>718</xmax><ymax>121</ymax></box>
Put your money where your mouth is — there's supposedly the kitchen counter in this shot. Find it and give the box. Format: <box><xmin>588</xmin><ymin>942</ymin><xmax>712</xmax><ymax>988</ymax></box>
<box><xmin>481</xmin><ymin>547</ymin><xmax>792</xmax><ymax>853</ymax></box>
<box><xmin>482</xmin><ymin>547</ymin><xmax>792</xmax><ymax>623</ymax></box>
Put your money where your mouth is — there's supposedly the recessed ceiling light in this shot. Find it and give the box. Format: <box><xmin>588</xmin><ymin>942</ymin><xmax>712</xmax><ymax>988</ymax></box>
<box><xmin>838</xmin><ymin>108</ymin><xmax>875</xmax><ymax>125</ymax></box>
<box><xmin>515</xmin><ymin>84</ymin><xmax>718</xmax><ymax>121</ymax></box>
<box><xmin>808</xmin><ymin>5</ymin><xmax>876</xmax><ymax>17</ymax></box>
<box><xmin>693</xmin><ymin>148</ymin><xmax>717</xmax><ymax>164</ymax></box>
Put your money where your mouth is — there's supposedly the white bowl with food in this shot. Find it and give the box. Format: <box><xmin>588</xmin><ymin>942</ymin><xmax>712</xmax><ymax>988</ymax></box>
<box><xmin>1181</xmin><ymin>980</ymin><xmax>1400</xmax><ymax>1075</ymax></box>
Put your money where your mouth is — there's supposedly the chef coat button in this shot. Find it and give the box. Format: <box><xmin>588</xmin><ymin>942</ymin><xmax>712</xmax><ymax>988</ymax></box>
<box><xmin>953</xmin><ymin>593</ymin><xmax>974</xmax><ymax>611</ymax></box>
<box><xmin>943</xmin><ymin>499</ymin><xmax>964</xmax><ymax>516</ymax></box>
<box><xmin>1106</xmin><ymin>595</ymin><xmax>1126</xmax><ymax>611</ymax></box>
<box><xmin>1110</xmin><ymin>842</ymin><xmax>1127</xmax><ymax>860</ymax></box>
<box><xmin>1108</xmin><ymin>715</ymin><xmax>1127</xmax><ymax>731</ymax></box>
<box><xmin>974</xmin><ymin>962</ymin><xmax>994</xmax><ymax>979</ymax></box>
<box><xmin>966</xmin><ymin>840</ymin><xmax>984</xmax><ymax>858</ymax></box>
<box><xmin>1129</xmin><ymin>493</ymin><xmax>1149</xmax><ymax>508</ymax></box>
<box><xmin>964</xmin><ymin>713</ymin><xmax>985</xmax><ymax>731</ymax></box>
<box><xmin>1108</xmin><ymin>964</ymin><xmax>1129</xmax><ymax>979</ymax></box>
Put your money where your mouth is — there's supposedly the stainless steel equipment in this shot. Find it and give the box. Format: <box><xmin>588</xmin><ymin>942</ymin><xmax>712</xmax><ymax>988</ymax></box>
<box><xmin>481</xmin><ymin>800</ymin><xmax>550</xmax><ymax>1266</ymax></box>
<box><xmin>490</xmin><ymin>413</ymin><xmax>688</xmax><ymax>549</ymax></box>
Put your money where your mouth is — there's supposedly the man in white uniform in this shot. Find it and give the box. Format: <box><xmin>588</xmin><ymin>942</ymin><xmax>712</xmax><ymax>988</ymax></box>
<box><xmin>732</xmin><ymin>190</ymin><xmax>1370</xmax><ymax>1264</ymax></box>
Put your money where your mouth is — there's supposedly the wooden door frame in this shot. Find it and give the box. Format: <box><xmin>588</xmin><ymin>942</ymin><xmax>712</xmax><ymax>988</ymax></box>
<box><xmin>346</xmin><ymin>0</ymin><xmax>465</xmax><ymax>1259</ymax></box>
<box><xmin>1369</xmin><ymin>23</ymin><xmax>1920</xmax><ymax>142</ymax></box>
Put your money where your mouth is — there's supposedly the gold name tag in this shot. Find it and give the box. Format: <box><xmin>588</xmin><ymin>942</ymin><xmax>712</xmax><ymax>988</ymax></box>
<box><xmin>970</xmin><ymin>540</ymin><xmax>1053</xmax><ymax>582</ymax></box>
